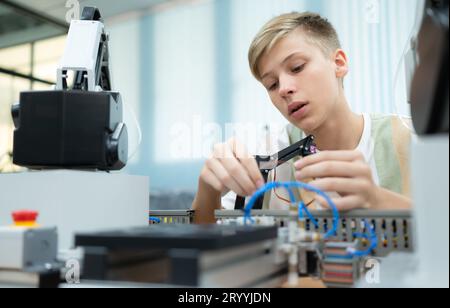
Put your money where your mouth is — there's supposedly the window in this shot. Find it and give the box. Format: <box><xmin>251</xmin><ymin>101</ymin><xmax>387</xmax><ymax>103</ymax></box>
<box><xmin>0</xmin><ymin>35</ymin><xmax>66</xmax><ymax>173</ymax></box>
<box><xmin>0</xmin><ymin>44</ymin><xmax>31</xmax><ymax>75</ymax></box>
<box><xmin>33</xmin><ymin>36</ymin><xmax>67</xmax><ymax>84</ymax></box>
<box><xmin>153</xmin><ymin>1</ymin><xmax>215</xmax><ymax>163</ymax></box>
<box><xmin>0</xmin><ymin>73</ymin><xmax>29</xmax><ymax>172</ymax></box>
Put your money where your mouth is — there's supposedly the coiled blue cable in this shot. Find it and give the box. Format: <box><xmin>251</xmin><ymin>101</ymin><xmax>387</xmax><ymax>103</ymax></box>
<box><xmin>244</xmin><ymin>181</ymin><xmax>339</xmax><ymax>239</ymax></box>
<box><xmin>243</xmin><ymin>181</ymin><xmax>377</xmax><ymax>256</ymax></box>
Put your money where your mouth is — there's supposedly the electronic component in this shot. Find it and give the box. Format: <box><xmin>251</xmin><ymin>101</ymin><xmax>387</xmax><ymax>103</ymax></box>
<box><xmin>234</xmin><ymin>135</ymin><xmax>317</xmax><ymax>210</ymax></box>
<box><xmin>321</xmin><ymin>242</ymin><xmax>360</xmax><ymax>288</ymax></box>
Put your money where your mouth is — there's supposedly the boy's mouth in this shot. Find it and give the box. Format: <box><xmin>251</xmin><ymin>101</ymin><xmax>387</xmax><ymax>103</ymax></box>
<box><xmin>288</xmin><ymin>101</ymin><xmax>308</xmax><ymax>116</ymax></box>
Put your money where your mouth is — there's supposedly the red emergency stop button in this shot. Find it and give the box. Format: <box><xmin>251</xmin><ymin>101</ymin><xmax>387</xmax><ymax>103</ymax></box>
<box><xmin>12</xmin><ymin>210</ymin><xmax>39</xmax><ymax>227</ymax></box>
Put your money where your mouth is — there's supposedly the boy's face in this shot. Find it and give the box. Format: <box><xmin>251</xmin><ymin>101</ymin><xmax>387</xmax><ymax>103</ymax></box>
<box><xmin>258</xmin><ymin>28</ymin><xmax>346</xmax><ymax>133</ymax></box>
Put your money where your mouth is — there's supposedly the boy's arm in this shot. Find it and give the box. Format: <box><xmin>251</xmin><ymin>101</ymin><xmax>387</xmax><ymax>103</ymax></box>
<box><xmin>192</xmin><ymin>177</ymin><xmax>222</xmax><ymax>224</ymax></box>
<box><xmin>372</xmin><ymin>186</ymin><xmax>412</xmax><ymax>210</ymax></box>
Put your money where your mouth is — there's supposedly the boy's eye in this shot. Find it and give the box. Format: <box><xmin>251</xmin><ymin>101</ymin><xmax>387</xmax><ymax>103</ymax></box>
<box><xmin>268</xmin><ymin>82</ymin><xmax>278</xmax><ymax>91</ymax></box>
<box><xmin>292</xmin><ymin>64</ymin><xmax>305</xmax><ymax>73</ymax></box>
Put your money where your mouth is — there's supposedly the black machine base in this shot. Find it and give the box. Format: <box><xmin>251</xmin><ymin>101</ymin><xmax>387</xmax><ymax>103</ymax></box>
<box><xmin>12</xmin><ymin>90</ymin><xmax>128</xmax><ymax>171</ymax></box>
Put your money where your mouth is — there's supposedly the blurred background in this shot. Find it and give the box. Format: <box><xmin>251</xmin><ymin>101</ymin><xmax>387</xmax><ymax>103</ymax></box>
<box><xmin>0</xmin><ymin>0</ymin><xmax>420</xmax><ymax>208</ymax></box>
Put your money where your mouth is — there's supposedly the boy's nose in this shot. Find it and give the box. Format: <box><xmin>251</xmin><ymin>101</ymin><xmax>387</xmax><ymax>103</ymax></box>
<box><xmin>278</xmin><ymin>76</ymin><xmax>297</xmax><ymax>98</ymax></box>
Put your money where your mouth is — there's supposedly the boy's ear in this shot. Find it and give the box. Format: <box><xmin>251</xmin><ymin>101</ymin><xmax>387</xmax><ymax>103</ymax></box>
<box><xmin>334</xmin><ymin>49</ymin><xmax>349</xmax><ymax>78</ymax></box>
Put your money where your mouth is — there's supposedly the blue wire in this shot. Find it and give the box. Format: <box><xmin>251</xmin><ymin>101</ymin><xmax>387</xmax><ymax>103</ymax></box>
<box><xmin>300</xmin><ymin>203</ymin><xmax>320</xmax><ymax>228</ymax></box>
<box><xmin>349</xmin><ymin>219</ymin><xmax>378</xmax><ymax>257</ymax></box>
<box><xmin>298</xmin><ymin>201</ymin><xmax>305</xmax><ymax>220</ymax></box>
<box><xmin>243</xmin><ymin>181</ymin><xmax>378</xmax><ymax>257</ymax></box>
<box><xmin>149</xmin><ymin>217</ymin><xmax>161</xmax><ymax>224</ymax></box>
<box><xmin>284</xmin><ymin>182</ymin><xmax>339</xmax><ymax>239</ymax></box>
<box><xmin>244</xmin><ymin>182</ymin><xmax>297</xmax><ymax>225</ymax></box>
<box><xmin>296</xmin><ymin>201</ymin><xmax>320</xmax><ymax>229</ymax></box>
<box><xmin>324</xmin><ymin>254</ymin><xmax>356</xmax><ymax>260</ymax></box>
<box><xmin>244</xmin><ymin>181</ymin><xmax>339</xmax><ymax>239</ymax></box>
<box><xmin>245</xmin><ymin>182</ymin><xmax>301</xmax><ymax>225</ymax></box>
<box><xmin>282</xmin><ymin>183</ymin><xmax>297</xmax><ymax>203</ymax></box>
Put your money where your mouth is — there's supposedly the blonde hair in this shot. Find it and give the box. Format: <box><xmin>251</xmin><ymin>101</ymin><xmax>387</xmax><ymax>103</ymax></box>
<box><xmin>248</xmin><ymin>12</ymin><xmax>341</xmax><ymax>81</ymax></box>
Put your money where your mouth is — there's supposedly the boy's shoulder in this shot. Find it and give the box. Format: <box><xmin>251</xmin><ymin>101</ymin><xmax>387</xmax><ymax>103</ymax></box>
<box><xmin>368</xmin><ymin>114</ymin><xmax>413</xmax><ymax>196</ymax></box>
<box><xmin>370</xmin><ymin>112</ymin><xmax>410</xmax><ymax>121</ymax></box>
<box><xmin>369</xmin><ymin>113</ymin><xmax>413</xmax><ymax>138</ymax></box>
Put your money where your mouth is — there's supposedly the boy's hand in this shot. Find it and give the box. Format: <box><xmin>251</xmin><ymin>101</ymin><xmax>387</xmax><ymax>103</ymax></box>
<box><xmin>200</xmin><ymin>138</ymin><xmax>265</xmax><ymax>197</ymax></box>
<box><xmin>294</xmin><ymin>150</ymin><xmax>379</xmax><ymax>210</ymax></box>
